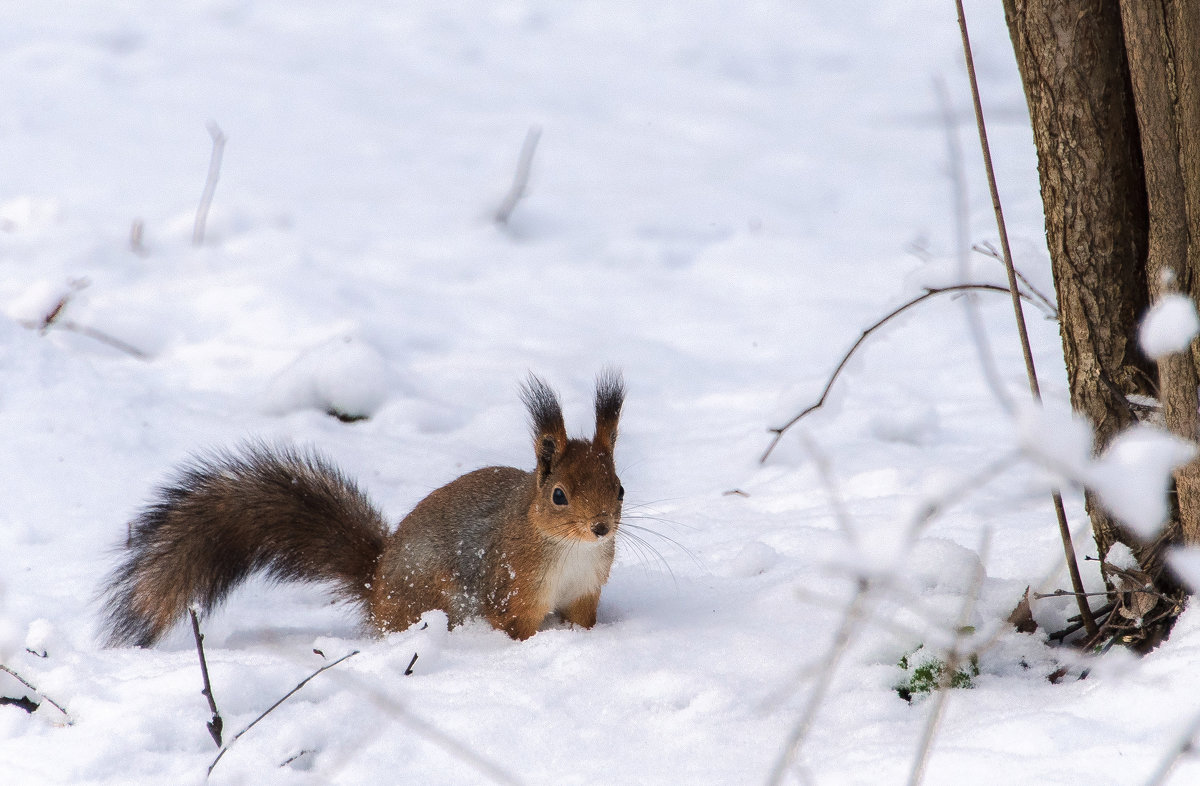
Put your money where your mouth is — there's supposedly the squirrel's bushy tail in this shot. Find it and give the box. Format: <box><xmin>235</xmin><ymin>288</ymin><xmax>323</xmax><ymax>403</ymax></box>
<box><xmin>101</xmin><ymin>444</ymin><xmax>387</xmax><ymax>647</ymax></box>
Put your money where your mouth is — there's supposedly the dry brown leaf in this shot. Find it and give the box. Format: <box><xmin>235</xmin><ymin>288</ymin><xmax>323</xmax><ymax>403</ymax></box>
<box><xmin>1006</xmin><ymin>586</ymin><xmax>1038</xmax><ymax>634</ymax></box>
<box><xmin>1116</xmin><ymin>573</ymin><xmax>1157</xmax><ymax>621</ymax></box>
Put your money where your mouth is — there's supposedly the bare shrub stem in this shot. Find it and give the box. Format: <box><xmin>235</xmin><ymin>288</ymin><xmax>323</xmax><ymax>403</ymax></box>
<box><xmin>953</xmin><ymin>0</ymin><xmax>1097</xmax><ymax>637</ymax></box>
<box><xmin>189</xmin><ymin>608</ymin><xmax>223</xmax><ymax>747</ymax></box>
<box><xmin>193</xmin><ymin>122</ymin><xmax>226</xmax><ymax>246</ymax></box>
<box><xmin>494</xmin><ymin>125</ymin><xmax>542</xmax><ymax>225</ymax></box>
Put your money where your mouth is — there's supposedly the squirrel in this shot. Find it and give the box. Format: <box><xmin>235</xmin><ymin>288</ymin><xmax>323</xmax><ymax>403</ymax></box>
<box><xmin>100</xmin><ymin>372</ymin><xmax>625</xmax><ymax>645</ymax></box>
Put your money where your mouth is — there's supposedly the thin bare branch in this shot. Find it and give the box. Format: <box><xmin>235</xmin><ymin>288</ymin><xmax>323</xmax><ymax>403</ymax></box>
<box><xmin>0</xmin><ymin>664</ymin><xmax>72</xmax><ymax>724</ymax></box>
<box><xmin>973</xmin><ymin>241</ymin><xmax>1058</xmax><ymax>317</ymax></box>
<box><xmin>208</xmin><ymin>650</ymin><xmax>360</xmax><ymax>778</ymax></box>
<box><xmin>57</xmin><ymin>321</ymin><xmax>150</xmax><ymax>360</ymax></box>
<box><xmin>494</xmin><ymin>125</ymin><xmax>542</xmax><ymax>225</ymax></box>
<box><xmin>761</xmin><ymin>283</ymin><xmax>1042</xmax><ymax>463</ymax></box>
<box><xmin>1033</xmin><ymin>589</ymin><xmax>1112</xmax><ymax>600</ymax></box>
<box><xmin>189</xmin><ymin>608</ymin><xmax>223</xmax><ymax>747</ymax></box>
<box><xmin>17</xmin><ymin>279</ymin><xmax>149</xmax><ymax>360</ymax></box>
<box><xmin>954</xmin><ymin>0</ymin><xmax>1097</xmax><ymax>638</ymax></box>
<box><xmin>193</xmin><ymin>122</ymin><xmax>226</xmax><ymax>246</ymax></box>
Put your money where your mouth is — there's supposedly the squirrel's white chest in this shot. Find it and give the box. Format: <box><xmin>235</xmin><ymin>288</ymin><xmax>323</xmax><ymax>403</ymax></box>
<box><xmin>544</xmin><ymin>541</ymin><xmax>610</xmax><ymax>612</ymax></box>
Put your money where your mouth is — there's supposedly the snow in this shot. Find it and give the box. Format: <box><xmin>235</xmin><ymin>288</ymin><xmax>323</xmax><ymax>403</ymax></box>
<box><xmin>1019</xmin><ymin>403</ymin><xmax>1196</xmax><ymax>540</ymax></box>
<box><xmin>1088</xmin><ymin>427</ymin><xmax>1197</xmax><ymax>539</ymax></box>
<box><xmin>1141</xmin><ymin>293</ymin><xmax>1200</xmax><ymax>360</ymax></box>
<box><xmin>263</xmin><ymin>336</ymin><xmax>393</xmax><ymax>421</ymax></box>
<box><xmin>3</xmin><ymin>1</ymin><xmax>1200</xmax><ymax>784</ymax></box>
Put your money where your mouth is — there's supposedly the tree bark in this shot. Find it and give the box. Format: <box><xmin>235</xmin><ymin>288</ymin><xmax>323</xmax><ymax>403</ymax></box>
<box><xmin>1002</xmin><ymin>0</ymin><xmax>1152</xmax><ymax>558</ymax></box>
<box><xmin>1120</xmin><ymin>0</ymin><xmax>1200</xmax><ymax>544</ymax></box>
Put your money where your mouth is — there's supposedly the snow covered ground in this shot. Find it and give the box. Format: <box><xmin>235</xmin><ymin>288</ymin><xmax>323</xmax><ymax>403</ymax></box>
<box><xmin>3</xmin><ymin>1</ymin><xmax>1199</xmax><ymax>784</ymax></box>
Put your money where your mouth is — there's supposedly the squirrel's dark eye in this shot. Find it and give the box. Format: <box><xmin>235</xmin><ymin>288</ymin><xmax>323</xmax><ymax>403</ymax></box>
<box><xmin>552</xmin><ymin>487</ymin><xmax>568</xmax><ymax>506</ymax></box>
<box><xmin>617</xmin><ymin>484</ymin><xmax>625</xmax><ymax>501</ymax></box>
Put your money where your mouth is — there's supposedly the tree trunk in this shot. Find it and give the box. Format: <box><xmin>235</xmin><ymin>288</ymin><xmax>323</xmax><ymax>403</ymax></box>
<box><xmin>1001</xmin><ymin>0</ymin><xmax>1152</xmax><ymax>559</ymax></box>
<box><xmin>1120</xmin><ymin>0</ymin><xmax>1200</xmax><ymax>544</ymax></box>
<box><xmin>1004</xmin><ymin>0</ymin><xmax>1200</xmax><ymax>646</ymax></box>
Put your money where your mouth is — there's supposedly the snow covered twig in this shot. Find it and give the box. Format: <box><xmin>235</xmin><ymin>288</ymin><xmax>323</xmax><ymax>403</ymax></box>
<box><xmin>54</xmin><ymin>321</ymin><xmax>150</xmax><ymax>360</ymax></box>
<box><xmin>0</xmin><ymin>664</ymin><xmax>72</xmax><ymax>724</ymax></box>
<box><xmin>935</xmin><ymin>75</ymin><xmax>1014</xmax><ymax>419</ymax></box>
<box><xmin>494</xmin><ymin>125</ymin><xmax>541</xmax><ymax>225</ymax></box>
<box><xmin>130</xmin><ymin>218</ymin><xmax>147</xmax><ymax>256</ymax></box>
<box><xmin>18</xmin><ymin>281</ymin><xmax>150</xmax><ymax>361</ymax></box>
<box><xmin>193</xmin><ymin>122</ymin><xmax>226</xmax><ymax>246</ymax></box>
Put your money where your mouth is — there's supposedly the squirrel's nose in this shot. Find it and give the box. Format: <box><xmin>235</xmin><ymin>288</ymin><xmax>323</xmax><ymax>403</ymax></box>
<box><xmin>591</xmin><ymin>521</ymin><xmax>611</xmax><ymax>538</ymax></box>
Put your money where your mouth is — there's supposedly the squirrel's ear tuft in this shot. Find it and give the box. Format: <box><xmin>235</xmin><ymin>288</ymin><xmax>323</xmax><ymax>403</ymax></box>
<box><xmin>593</xmin><ymin>369</ymin><xmax>625</xmax><ymax>451</ymax></box>
<box><xmin>522</xmin><ymin>374</ymin><xmax>567</xmax><ymax>479</ymax></box>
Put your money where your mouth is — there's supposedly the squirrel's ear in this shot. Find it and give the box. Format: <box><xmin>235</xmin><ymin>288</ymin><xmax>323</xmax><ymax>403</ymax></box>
<box><xmin>593</xmin><ymin>369</ymin><xmax>625</xmax><ymax>452</ymax></box>
<box><xmin>522</xmin><ymin>374</ymin><xmax>567</xmax><ymax>480</ymax></box>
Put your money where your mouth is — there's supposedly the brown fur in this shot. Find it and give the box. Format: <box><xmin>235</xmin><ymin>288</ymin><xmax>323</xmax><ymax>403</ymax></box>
<box><xmin>100</xmin><ymin>372</ymin><xmax>625</xmax><ymax>646</ymax></box>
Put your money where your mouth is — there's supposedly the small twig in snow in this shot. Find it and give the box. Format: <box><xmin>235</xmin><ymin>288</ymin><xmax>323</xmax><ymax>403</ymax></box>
<box><xmin>193</xmin><ymin>122</ymin><xmax>227</xmax><ymax>246</ymax></box>
<box><xmin>208</xmin><ymin>649</ymin><xmax>360</xmax><ymax>778</ymax></box>
<box><xmin>56</xmin><ymin>321</ymin><xmax>150</xmax><ymax>360</ymax></box>
<box><xmin>190</xmin><ymin>608</ymin><xmax>224</xmax><ymax>748</ymax></box>
<box><xmin>279</xmin><ymin>749</ymin><xmax>314</xmax><ymax>768</ymax></box>
<box><xmin>0</xmin><ymin>664</ymin><xmax>72</xmax><ymax>724</ymax></box>
<box><xmin>130</xmin><ymin>218</ymin><xmax>147</xmax><ymax>256</ymax></box>
<box><xmin>1050</xmin><ymin>606</ymin><xmax>1116</xmax><ymax>644</ymax></box>
<box><xmin>494</xmin><ymin>125</ymin><xmax>542</xmax><ymax>225</ymax></box>
<box><xmin>20</xmin><ymin>279</ymin><xmax>150</xmax><ymax>360</ymax></box>
<box><xmin>39</xmin><ymin>296</ymin><xmax>70</xmax><ymax>333</ymax></box>
<box><xmin>404</xmin><ymin>653</ymin><xmax>419</xmax><ymax>676</ymax></box>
